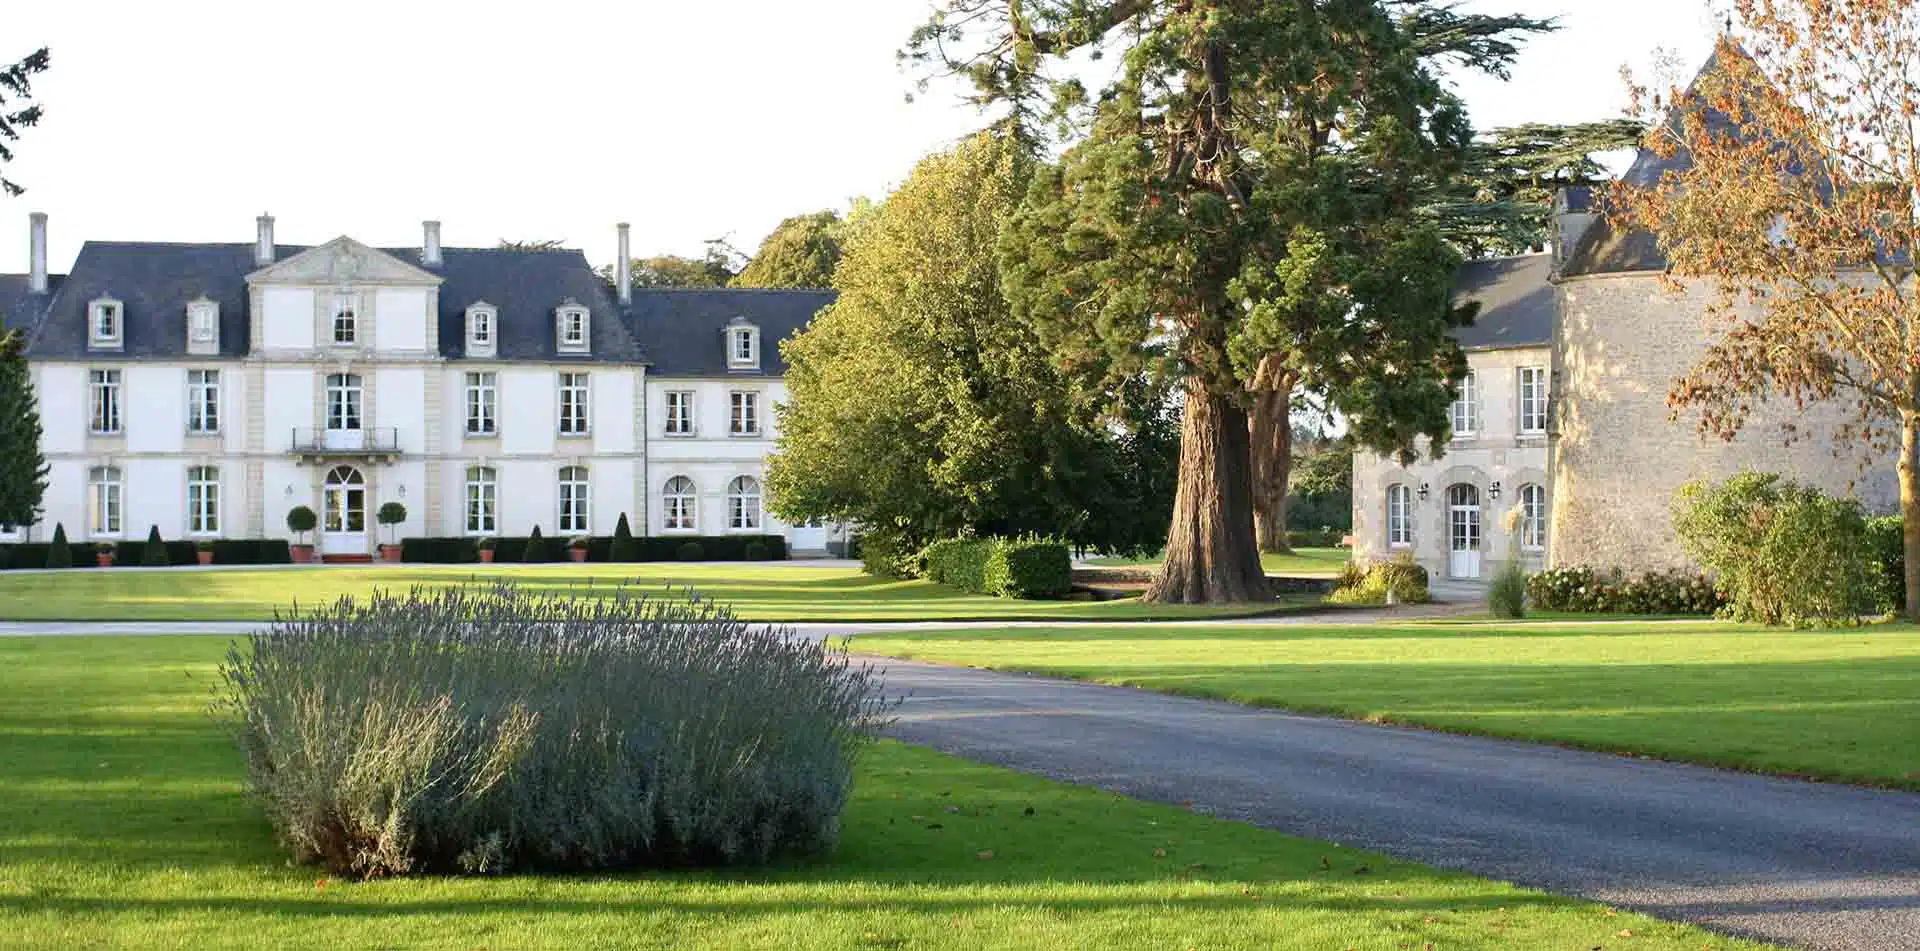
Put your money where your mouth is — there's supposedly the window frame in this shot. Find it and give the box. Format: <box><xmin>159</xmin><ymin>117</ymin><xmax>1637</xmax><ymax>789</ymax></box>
<box><xmin>464</xmin><ymin>466</ymin><xmax>498</xmax><ymax>535</ymax></box>
<box><xmin>187</xmin><ymin>465</ymin><xmax>220</xmax><ymax>536</ymax></box>
<box><xmin>324</xmin><ymin>373</ymin><xmax>363</xmax><ymax>432</ymax></box>
<box><xmin>664</xmin><ymin>389</ymin><xmax>696</xmax><ymax>437</ymax></box>
<box><xmin>558</xmin><ymin>466</ymin><xmax>590</xmax><ymax>534</ymax></box>
<box><xmin>331</xmin><ymin>292</ymin><xmax>358</xmax><ymax>346</ymax></box>
<box><xmin>468</xmin><ymin>306</ymin><xmax>496</xmax><ymax>353</ymax></box>
<box><xmin>1520</xmin><ymin>483</ymin><xmax>1548</xmax><ymax>551</ymax></box>
<box><xmin>662</xmin><ymin>475</ymin><xmax>697</xmax><ymax>532</ymax></box>
<box><xmin>1519</xmin><ymin>366</ymin><xmax>1548</xmax><ymax>435</ymax></box>
<box><xmin>1450</xmin><ymin>371</ymin><xmax>1477</xmax><ymax>437</ymax></box>
<box><xmin>89</xmin><ymin>369</ymin><xmax>122</xmax><ymax>435</ymax></box>
<box><xmin>1387</xmin><ymin>483</ymin><xmax>1413</xmax><ymax>548</ymax></box>
<box><xmin>728</xmin><ymin>326</ymin><xmax>759</xmax><ymax>368</ymax></box>
<box><xmin>89</xmin><ymin>298</ymin><xmax>123</xmax><ymax>347</ymax></box>
<box><xmin>187</xmin><ymin>301</ymin><xmax>218</xmax><ymax>343</ymax></box>
<box><xmin>464</xmin><ymin>371</ymin><xmax>498</xmax><ymax>437</ymax></box>
<box><xmin>729</xmin><ymin>390</ymin><xmax>761</xmax><ymax>437</ymax></box>
<box><xmin>558</xmin><ymin>371</ymin><xmax>591</xmax><ymax>436</ymax></box>
<box><xmin>727</xmin><ymin>475</ymin><xmax>762</xmax><ymax>531</ymax></box>
<box><xmin>88</xmin><ymin>465</ymin><xmax>123</xmax><ymax>537</ymax></box>
<box><xmin>186</xmin><ymin>369</ymin><xmax>220</xmax><ymax>435</ymax></box>
<box><xmin>557</xmin><ymin>306</ymin><xmax>590</xmax><ymax>351</ymax></box>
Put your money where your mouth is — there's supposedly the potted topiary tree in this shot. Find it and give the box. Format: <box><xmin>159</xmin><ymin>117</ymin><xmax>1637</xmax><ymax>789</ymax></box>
<box><xmin>195</xmin><ymin>538</ymin><xmax>216</xmax><ymax>566</ymax></box>
<box><xmin>375</xmin><ymin>501</ymin><xmax>407</xmax><ymax>562</ymax></box>
<box><xmin>568</xmin><ymin>536</ymin><xmax>590</xmax><ymax>563</ymax></box>
<box><xmin>286</xmin><ymin>506</ymin><xmax>318</xmax><ymax>564</ymax></box>
<box><xmin>95</xmin><ymin>541</ymin><xmax>116</xmax><ymax>568</ymax></box>
<box><xmin>475</xmin><ymin>536</ymin><xmax>496</xmax><ymax>563</ymax></box>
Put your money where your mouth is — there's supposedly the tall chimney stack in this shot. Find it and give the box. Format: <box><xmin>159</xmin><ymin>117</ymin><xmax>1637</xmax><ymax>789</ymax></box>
<box><xmin>27</xmin><ymin>212</ymin><xmax>47</xmax><ymax>294</ymax></box>
<box><xmin>422</xmin><ymin>220</ymin><xmax>442</xmax><ymax>266</ymax></box>
<box><xmin>255</xmin><ymin>213</ymin><xmax>276</xmax><ymax>266</ymax></box>
<box><xmin>615</xmin><ymin>222</ymin><xmax>632</xmax><ymax>306</ymax></box>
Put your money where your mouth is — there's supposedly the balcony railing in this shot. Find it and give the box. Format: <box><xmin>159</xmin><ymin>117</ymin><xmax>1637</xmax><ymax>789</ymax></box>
<box><xmin>288</xmin><ymin>427</ymin><xmax>403</xmax><ymax>461</ymax></box>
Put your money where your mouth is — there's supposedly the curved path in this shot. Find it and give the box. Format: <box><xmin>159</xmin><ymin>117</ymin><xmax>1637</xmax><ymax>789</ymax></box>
<box><xmin>874</xmin><ymin>657</ymin><xmax>1920</xmax><ymax>951</ymax></box>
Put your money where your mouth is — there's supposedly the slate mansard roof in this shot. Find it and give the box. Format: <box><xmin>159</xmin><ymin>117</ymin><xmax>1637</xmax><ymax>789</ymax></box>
<box><xmin>1452</xmin><ymin>254</ymin><xmax>1553</xmax><ymax>351</ymax></box>
<box><xmin>3</xmin><ymin>238</ymin><xmax>834</xmax><ymax>373</ymax></box>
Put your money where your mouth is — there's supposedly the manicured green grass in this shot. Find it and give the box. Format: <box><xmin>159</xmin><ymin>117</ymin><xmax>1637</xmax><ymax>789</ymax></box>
<box><xmin>0</xmin><ymin>563</ymin><xmax>1302</xmax><ymax>622</ymax></box>
<box><xmin>0</xmin><ymin>636</ymin><xmax>1767</xmax><ymax>950</ymax></box>
<box><xmin>1090</xmin><ymin>546</ymin><xmax>1350</xmax><ymax>576</ymax></box>
<box><xmin>850</xmin><ymin>620</ymin><xmax>1920</xmax><ymax>789</ymax></box>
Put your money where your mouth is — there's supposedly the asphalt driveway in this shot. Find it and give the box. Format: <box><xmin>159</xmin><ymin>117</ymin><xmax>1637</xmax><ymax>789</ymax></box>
<box><xmin>872</xmin><ymin>657</ymin><xmax>1920</xmax><ymax>951</ymax></box>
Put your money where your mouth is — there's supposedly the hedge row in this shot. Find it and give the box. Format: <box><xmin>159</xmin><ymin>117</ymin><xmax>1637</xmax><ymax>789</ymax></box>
<box><xmin>1526</xmin><ymin>566</ymin><xmax>1724</xmax><ymax>616</ymax></box>
<box><xmin>1285</xmin><ymin>528</ymin><xmax>1348</xmax><ymax>549</ymax></box>
<box><xmin>917</xmin><ymin>535</ymin><xmax>1072</xmax><ymax>599</ymax></box>
<box><xmin>0</xmin><ymin>537</ymin><xmax>292</xmax><ymax>569</ymax></box>
<box><xmin>401</xmin><ymin>534</ymin><xmax>789</xmax><ymax>564</ymax></box>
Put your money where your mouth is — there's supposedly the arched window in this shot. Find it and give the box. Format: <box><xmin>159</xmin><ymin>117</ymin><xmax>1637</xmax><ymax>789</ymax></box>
<box><xmin>727</xmin><ymin>476</ymin><xmax>761</xmax><ymax>531</ymax></box>
<box><xmin>663</xmin><ymin>476</ymin><xmax>696</xmax><ymax>531</ymax></box>
<box><xmin>1386</xmin><ymin>483</ymin><xmax>1412</xmax><ymax>547</ymax></box>
<box><xmin>465</xmin><ymin>466</ymin><xmax>497</xmax><ymax>535</ymax></box>
<box><xmin>88</xmin><ymin>466</ymin><xmax>123</xmax><ymax>536</ymax></box>
<box><xmin>187</xmin><ymin>466</ymin><xmax>220</xmax><ymax>535</ymax></box>
<box><xmin>1520</xmin><ymin>483</ymin><xmax>1547</xmax><ymax>551</ymax></box>
<box><xmin>558</xmin><ymin>466</ymin><xmax>590</xmax><ymax>534</ymax></box>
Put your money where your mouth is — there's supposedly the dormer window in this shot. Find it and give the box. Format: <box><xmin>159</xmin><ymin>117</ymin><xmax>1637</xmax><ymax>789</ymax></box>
<box><xmin>556</xmin><ymin>300</ymin><xmax>589</xmax><ymax>353</ymax></box>
<box><xmin>726</xmin><ymin>319</ymin><xmax>760</xmax><ymax>369</ymax></box>
<box><xmin>186</xmin><ymin>297</ymin><xmax>219</xmax><ymax>354</ymax></box>
<box><xmin>466</xmin><ymin>302</ymin><xmax>497</xmax><ymax>357</ymax></box>
<box><xmin>88</xmin><ymin>297</ymin><xmax>123</xmax><ymax>349</ymax></box>
<box><xmin>331</xmin><ymin>292</ymin><xmax>357</xmax><ymax>345</ymax></box>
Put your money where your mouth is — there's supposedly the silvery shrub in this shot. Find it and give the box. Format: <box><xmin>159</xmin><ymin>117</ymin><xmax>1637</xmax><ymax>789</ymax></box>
<box><xmin>217</xmin><ymin>582</ymin><xmax>892</xmax><ymax>877</ymax></box>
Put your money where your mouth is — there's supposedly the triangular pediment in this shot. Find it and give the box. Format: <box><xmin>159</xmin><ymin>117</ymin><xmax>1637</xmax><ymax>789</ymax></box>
<box><xmin>246</xmin><ymin>236</ymin><xmax>443</xmax><ymax>286</ymax></box>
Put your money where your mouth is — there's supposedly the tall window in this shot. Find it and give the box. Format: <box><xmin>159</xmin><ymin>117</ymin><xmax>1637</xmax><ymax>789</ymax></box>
<box><xmin>1519</xmin><ymin>366</ymin><xmax>1548</xmax><ymax>434</ymax></box>
<box><xmin>558</xmin><ymin>372</ymin><xmax>590</xmax><ymax>435</ymax></box>
<box><xmin>1387</xmin><ymin>483</ymin><xmax>1412</xmax><ymax>547</ymax></box>
<box><xmin>90</xmin><ymin>369</ymin><xmax>122</xmax><ymax>434</ymax></box>
<box><xmin>1520</xmin><ymin>483</ymin><xmax>1547</xmax><ymax>551</ymax></box>
<box><xmin>1450</xmin><ymin>371</ymin><xmax>1476</xmax><ymax>436</ymax></box>
<box><xmin>187</xmin><ymin>466</ymin><xmax>219</xmax><ymax>535</ymax></box>
<box><xmin>665</xmin><ymin>390</ymin><xmax>695</xmax><ymax>435</ymax></box>
<box><xmin>88</xmin><ymin>466</ymin><xmax>122</xmax><ymax>536</ymax></box>
<box><xmin>325</xmin><ymin>374</ymin><xmax>362</xmax><ymax>431</ymax></box>
<box><xmin>465</xmin><ymin>466</ymin><xmax>497</xmax><ymax>534</ymax></box>
<box><xmin>663</xmin><ymin>475</ymin><xmax>696</xmax><ymax>531</ymax></box>
<box><xmin>558</xmin><ymin>466</ymin><xmax>590</xmax><ymax>534</ymax></box>
<box><xmin>332</xmin><ymin>293</ymin><xmax>357</xmax><ymax>344</ymax></box>
<box><xmin>187</xmin><ymin>369</ymin><xmax>220</xmax><ymax>434</ymax></box>
<box><xmin>465</xmin><ymin>372</ymin><xmax>497</xmax><ymax>436</ymax></box>
<box><xmin>727</xmin><ymin>475</ymin><xmax>762</xmax><ymax>530</ymax></box>
<box><xmin>730</xmin><ymin>391</ymin><xmax>760</xmax><ymax>436</ymax></box>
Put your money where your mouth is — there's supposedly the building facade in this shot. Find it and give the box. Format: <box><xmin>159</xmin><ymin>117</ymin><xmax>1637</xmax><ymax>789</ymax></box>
<box><xmin>0</xmin><ymin>214</ymin><xmax>841</xmax><ymax>557</ymax></box>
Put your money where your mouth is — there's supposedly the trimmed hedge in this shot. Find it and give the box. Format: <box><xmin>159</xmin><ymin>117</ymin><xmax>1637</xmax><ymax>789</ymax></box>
<box><xmin>920</xmin><ymin>538</ymin><xmax>994</xmax><ymax>593</ymax></box>
<box><xmin>0</xmin><ymin>536</ymin><xmax>290</xmax><ymax>569</ymax></box>
<box><xmin>210</xmin><ymin>539</ymin><xmax>294</xmax><ymax>565</ymax></box>
<box><xmin>1284</xmin><ymin>528</ymin><xmax>1347</xmax><ymax>549</ymax></box>
<box><xmin>1865</xmin><ymin>515</ymin><xmax>1906</xmax><ymax>614</ymax></box>
<box><xmin>983</xmin><ymin>536</ymin><xmax>1072</xmax><ymax>599</ymax></box>
<box><xmin>115</xmin><ymin>539</ymin><xmax>197</xmax><ymax>567</ymax></box>
<box><xmin>401</xmin><ymin>535</ymin><xmax>789</xmax><ymax>564</ymax></box>
<box><xmin>1526</xmin><ymin>566</ymin><xmax>1723</xmax><ymax>616</ymax></box>
<box><xmin>0</xmin><ymin>542</ymin><xmax>96</xmax><ymax>570</ymax></box>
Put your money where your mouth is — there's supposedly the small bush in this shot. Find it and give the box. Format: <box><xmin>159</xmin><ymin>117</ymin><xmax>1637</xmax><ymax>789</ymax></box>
<box><xmin>920</xmin><ymin>537</ymin><xmax>994</xmax><ymax>593</ymax></box>
<box><xmin>1526</xmin><ymin>565</ymin><xmax>1723</xmax><ymax>615</ymax></box>
<box><xmin>609</xmin><ymin>513</ymin><xmax>640</xmax><ymax>562</ymax></box>
<box><xmin>983</xmin><ymin>536</ymin><xmax>1071</xmax><ymax>599</ymax></box>
<box><xmin>46</xmin><ymin>523</ymin><xmax>71</xmax><ymax>569</ymax></box>
<box><xmin>286</xmin><ymin>506</ymin><xmax>318</xmax><ymax>541</ymax></box>
<box><xmin>522</xmin><ymin>526</ymin><xmax>551</xmax><ymax>564</ymax></box>
<box><xmin>1284</xmin><ymin>528</ymin><xmax>1345</xmax><ymax>549</ymax></box>
<box><xmin>217</xmin><ymin>582</ymin><xmax>892</xmax><ymax>877</ymax></box>
<box><xmin>1864</xmin><ymin>516</ymin><xmax>1905</xmax><ymax>614</ymax></box>
<box><xmin>140</xmin><ymin>526</ymin><xmax>170</xmax><ymax>566</ymax></box>
<box><xmin>1489</xmin><ymin>560</ymin><xmax>1528</xmax><ymax>618</ymax></box>
<box><xmin>1328</xmin><ymin>554</ymin><xmax>1430</xmax><ymax>606</ymax></box>
<box><xmin>678</xmin><ymin>541</ymin><xmax>706</xmax><ymax>562</ymax></box>
<box><xmin>856</xmin><ymin>531</ymin><xmax>919</xmax><ymax>579</ymax></box>
<box><xmin>1673</xmin><ymin>472</ymin><xmax>1877</xmax><ymax>626</ymax></box>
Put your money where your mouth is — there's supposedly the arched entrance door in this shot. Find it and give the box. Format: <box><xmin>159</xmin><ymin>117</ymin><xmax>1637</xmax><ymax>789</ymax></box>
<box><xmin>1447</xmin><ymin>483</ymin><xmax>1482</xmax><ymax>579</ymax></box>
<box><xmin>321</xmin><ymin>465</ymin><xmax>368</xmax><ymax>556</ymax></box>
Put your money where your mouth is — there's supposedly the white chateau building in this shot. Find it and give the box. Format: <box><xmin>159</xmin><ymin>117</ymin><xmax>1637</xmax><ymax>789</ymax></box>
<box><xmin>0</xmin><ymin>213</ymin><xmax>840</xmax><ymax>559</ymax></box>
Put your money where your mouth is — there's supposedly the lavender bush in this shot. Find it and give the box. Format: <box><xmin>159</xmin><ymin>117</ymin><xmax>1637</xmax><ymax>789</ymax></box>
<box><xmin>217</xmin><ymin>582</ymin><xmax>892</xmax><ymax>877</ymax></box>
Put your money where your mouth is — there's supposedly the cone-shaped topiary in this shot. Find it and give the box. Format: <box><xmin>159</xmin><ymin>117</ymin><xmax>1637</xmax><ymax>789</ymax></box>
<box><xmin>610</xmin><ymin>512</ymin><xmax>639</xmax><ymax>562</ymax></box>
<box><xmin>46</xmin><ymin>522</ymin><xmax>71</xmax><ymax>569</ymax></box>
<box><xmin>142</xmin><ymin>525</ymin><xmax>170</xmax><ymax>566</ymax></box>
<box><xmin>522</xmin><ymin>525</ymin><xmax>551</xmax><ymax>563</ymax></box>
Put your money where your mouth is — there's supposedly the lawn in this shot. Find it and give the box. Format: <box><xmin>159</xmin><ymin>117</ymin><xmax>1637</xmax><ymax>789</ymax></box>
<box><xmin>0</xmin><ymin>563</ymin><xmax>1305</xmax><ymax>623</ymax></box>
<box><xmin>1088</xmin><ymin>546</ymin><xmax>1350</xmax><ymax>576</ymax></box>
<box><xmin>849</xmin><ymin>620</ymin><xmax>1920</xmax><ymax>789</ymax></box>
<box><xmin>0</xmin><ymin>636</ymin><xmax>1766</xmax><ymax>950</ymax></box>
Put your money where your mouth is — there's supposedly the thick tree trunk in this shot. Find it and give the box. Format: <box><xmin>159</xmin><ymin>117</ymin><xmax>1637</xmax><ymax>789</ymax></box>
<box><xmin>1249</xmin><ymin>358</ymin><xmax>1295</xmax><ymax>555</ymax></box>
<box><xmin>1901</xmin><ymin>410</ymin><xmax>1919</xmax><ymax>622</ymax></box>
<box><xmin>1147</xmin><ymin>380</ymin><xmax>1272</xmax><ymax>603</ymax></box>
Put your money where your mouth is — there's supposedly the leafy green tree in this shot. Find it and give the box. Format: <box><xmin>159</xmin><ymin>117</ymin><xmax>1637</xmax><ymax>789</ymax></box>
<box><xmin>733</xmin><ymin>211</ymin><xmax>844</xmax><ymax>288</ymax></box>
<box><xmin>0</xmin><ymin>47</ymin><xmax>49</xmax><ymax>197</ymax></box>
<box><xmin>0</xmin><ymin>330</ymin><xmax>46</xmax><ymax>532</ymax></box>
<box><xmin>1436</xmin><ymin>120</ymin><xmax>1647</xmax><ymax>257</ymax></box>
<box><xmin>768</xmin><ymin>132</ymin><xmax>1175</xmax><ymax>559</ymax></box>
<box><xmin>911</xmin><ymin>2</ymin><xmax>1548</xmax><ymax>600</ymax></box>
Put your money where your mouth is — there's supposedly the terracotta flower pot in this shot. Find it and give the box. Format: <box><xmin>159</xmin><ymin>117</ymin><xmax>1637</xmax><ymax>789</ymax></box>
<box><xmin>290</xmin><ymin>545</ymin><xmax>315</xmax><ymax>565</ymax></box>
<box><xmin>379</xmin><ymin>544</ymin><xmax>402</xmax><ymax>563</ymax></box>
<box><xmin>478</xmin><ymin>549</ymin><xmax>495</xmax><ymax>563</ymax></box>
<box><xmin>196</xmin><ymin>550</ymin><xmax>214</xmax><ymax>566</ymax></box>
<box><xmin>569</xmin><ymin>548</ymin><xmax>588</xmax><ymax>563</ymax></box>
<box><xmin>95</xmin><ymin>553</ymin><xmax>114</xmax><ymax>568</ymax></box>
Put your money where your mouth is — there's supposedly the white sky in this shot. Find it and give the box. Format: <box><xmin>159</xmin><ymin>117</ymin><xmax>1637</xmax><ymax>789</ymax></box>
<box><xmin>1</xmin><ymin>0</ymin><xmax>1724</xmax><ymax>275</ymax></box>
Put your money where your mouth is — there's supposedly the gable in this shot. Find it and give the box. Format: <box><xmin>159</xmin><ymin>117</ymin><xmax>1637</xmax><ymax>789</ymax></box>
<box><xmin>247</xmin><ymin>236</ymin><xmax>443</xmax><ymax>287</ymax></box>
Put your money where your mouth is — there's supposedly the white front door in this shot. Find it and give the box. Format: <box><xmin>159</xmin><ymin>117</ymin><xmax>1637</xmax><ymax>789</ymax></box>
<box><xmin>323</xmin><ymin>373</ymin><xmax>364</xmax><ymax>450</ymax></box>
<box><xmin>321</xmin><ymin>465</ymin><xmax>368</xmax><ymax>555</ymax></box>
<box><xmin>1448</xmin><ymin>484</ymin><xmax>1482</xmax><ymax>579</ymax></box>
<box><xmin>788</xmin><ymin>518</ymin><xmax>827</xmax><ymax>553</ymax></box>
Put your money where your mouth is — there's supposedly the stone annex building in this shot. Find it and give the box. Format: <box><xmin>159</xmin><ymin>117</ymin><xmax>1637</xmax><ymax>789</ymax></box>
<box><xmin>0</xmin><ymin>214</ymin><xmax>846</xmax><ymax>559</ymax></box>
<box><xmin>1352</xmin><ymin>47</ymin><xmax>1898</xmax><ymax>582</ymax></box>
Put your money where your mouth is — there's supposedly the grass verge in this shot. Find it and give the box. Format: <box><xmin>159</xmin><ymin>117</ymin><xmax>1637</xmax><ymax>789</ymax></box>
<box><xmin>848</xmin><ymin>620</ymin><xmax>1920</xmax><ymax>789</ymax></box>
<box><xmin>0</xmin><ymin>635</ymin><xmax>1771</xmax><ymax>950</ymax></box>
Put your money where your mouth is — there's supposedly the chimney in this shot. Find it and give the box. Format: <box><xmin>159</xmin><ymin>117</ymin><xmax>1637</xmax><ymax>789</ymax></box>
<box><xmin>28</xmin><ymin>212</ymin><xmax>47</xmax><ymax>294</ymax></box>
<box><xmin>422</xmin><ymin>220</ymin><xmax>442</xmax><ymax>267</ymax></box>
<box><xmin>1551</xmin><ymin>185</ymin><xmax>1597</xmax><ymax>276</ymax></box>
<box><xmin>255</xmin><ymin>213</ymin><xmax>276</xmax><ymax>266</ymax></box>
<box><xmin>615</xmin><ymin>222</ymin><xmax>632</xmax><ymax>306</ymax></box>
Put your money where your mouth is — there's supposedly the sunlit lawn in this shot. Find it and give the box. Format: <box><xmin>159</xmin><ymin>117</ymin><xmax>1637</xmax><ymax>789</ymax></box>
<box><xmin>0</xmin><ymin>563</ymin><xmax>1308</xmax><ymax>623</ymax></box>
<box><xmin>850</xmin><ymin>620</ymin><xmax>1920</xmax><ymax>789</ymax></box>
<box><xmin>0</xmin><ymin>635</ymin><xmax>1770</xmax><ymax>951</ymax></box>
<box><xmin>1088</xmin><ymin>546</ymin><xmax>1350</xmax><ymax>576</ymax></box>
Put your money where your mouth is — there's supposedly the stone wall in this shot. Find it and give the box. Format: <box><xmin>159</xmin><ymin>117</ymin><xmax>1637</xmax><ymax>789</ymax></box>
<box><xmin>1549</xmin><ymin>274</ymin><xmax>1897</xmax><ymax>570</ymax></box>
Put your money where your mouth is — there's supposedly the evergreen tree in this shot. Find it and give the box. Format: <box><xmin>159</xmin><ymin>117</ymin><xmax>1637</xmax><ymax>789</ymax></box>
<box><xmin>609</xmin><ymin>513</ymin><xmax>639</xmax><ymax>562</ymax></box>
<box><xmin>0</xmin><ymin>330</ymin><xmax>47</xmax><ymax>532</ymax></box>
<box><xmin>522</xmin><ymin>525</ymin><xmax>550</xmax><ymax>563</ymax></box>
<box><xmin>45</xmin><ymin>522</ymin><xmax>68</xmax><ymax>569</ymax></box>
<box><xmin>0</xmin><ymin>47</ymin><xmax>50</xmax><ymax>197</ymax></box>
<box><xmin>141</xmin><ymin>525</ymin><xmax>168</xmax><ymax>566</ymax></box>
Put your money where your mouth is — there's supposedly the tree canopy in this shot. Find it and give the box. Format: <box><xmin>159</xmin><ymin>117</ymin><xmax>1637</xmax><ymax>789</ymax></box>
<box><xmin>767</xmin><ymin>132</ymin><xmax>1176</xmax><ymax>559</ymax></box>
<box><xmin>1612</xmin><ymin>8</ymin><xmax>1920</xmax><ymax>620</ymax></box>
<box><xmin>0</xmin><ymin>329</ymin><xmax>48</xmax><ymax>530</ymax></box>
<box><xmin>0</xmin><ymin>47</ymin><xmax>49</xmax><ymax>197</ymax></box>
<box><xmin>733</xmin><ymin>210</ymin><xmax>845</xmax><ymax>288</ymax></box>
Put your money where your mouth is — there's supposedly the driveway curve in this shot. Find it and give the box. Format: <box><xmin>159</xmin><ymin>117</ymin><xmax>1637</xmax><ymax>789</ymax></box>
<box><xmin>872</xmin><ymin>657</ymin><xmax>1920</xmax><ymax>951</ymax></box>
